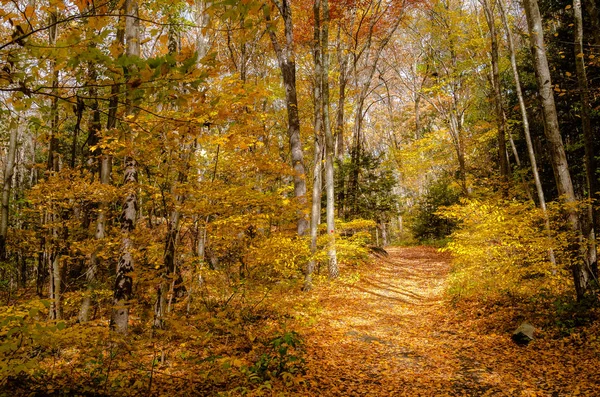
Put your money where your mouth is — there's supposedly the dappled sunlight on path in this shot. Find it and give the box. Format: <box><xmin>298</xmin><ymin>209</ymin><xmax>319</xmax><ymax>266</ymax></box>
<box><xmin>299</xmin><ymin>247</ymin><xmax>600</xmax><ymax>396</ymax></box>
<box><xmin>302</xmin><ymin>247</ymin><xmax>462</xmax><ymax>396</ymax></box>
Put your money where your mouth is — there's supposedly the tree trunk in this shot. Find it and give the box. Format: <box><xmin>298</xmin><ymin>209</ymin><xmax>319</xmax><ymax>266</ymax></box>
<box><xmin>414</xmin><ymin>92</ymin><xmax>421</xmax><ymax>139</ymax></box>
<box><xmin>582</xmin><ymin>0</ymin><xmax>600</xmax><ymax>46</ymax></box>
<box><xmin>47</xmin><ymin>9</ymin><xmax>61</xmax><ymax>321</ymax></box>
<box><xmin>379</xmin><ymin>221</ymin><xmax>388</xmax><ymax>247</ymax></box>
<box><xmin>79</xmin><ymin>149</ymin><xmax>111</xmax><ymax>322</ymax></box>
<box><xmin>449</xmin><ymin>112</ymin><xmax>467</xmax><ymax>193</ymax></box>
<box><xmin>497</xmin><ymin>0</ymin><xmax>555</xmax><ymax>266</ymax></box>
<box><xmin>348</xmin><ymin>96</ymin><xmax>366</xmax><ymax>216</ymax></box>
<box><xmin>111</xmin><ymin>0</ymin><xmax>139</xmax><ymax>334</ymax></box>
<box><xmin>79</xmin><ymin>8</ymin><xmax>118</xmax><ymax>322</ymax></box>
<box><xmin>335</xmin><ymin>25</ymin><xmax>348</xmax><ymax>161</ymax></box>
<box><xmin>522</xmin><ymin>0</ymin><xmax>593</xmax><ymax>298</ymax></box>
<box><xmin>267</xmin><ymin>0</ymin><xmax>309</xmax><ymax>236</ymax></box>
<box><xmin>573</xmin><ymin>0</ymin><xmax>597</xmax><ymax>278</ymax></box>
<box><xmin>195</xmin><ymin>0</ymin><xmax>211</xmax><ymax>62</ymax></box>
<box><xmin>154</xmin><ymin>208</ymin><xmax>180</xmax><ymax>328</ymax></box>
<box><xmin>155</xmin><ymin>157</ymin><xmax>189</xmax><ymax>327</ymax></box>
<box><xmin>481</xmin><ymin>0</ymin><xmax>509</xmax><ymax>181</ymax></box>
<box><xmin>111</xmin><ymin>158</ymin><xmax>137</xmax><ymax>333</ymax></box>
<box><xmin>306</xmin><ymin>137</ymin><xmax>323</xmax><ymax>290</ymax></box>
<box><xmin>306</xmin><ymin>0</ymin><xmax>324</xmax><ymax>291</ymax></box>
<box><xmin>322</xmin><ymin>0</ymin><xmax>338</xmax><ymax>279</ymax></box>
<box><xmin>0</xmin><ymin>120</ymin><xmax>18</xmax><ymax>261</ymax></box>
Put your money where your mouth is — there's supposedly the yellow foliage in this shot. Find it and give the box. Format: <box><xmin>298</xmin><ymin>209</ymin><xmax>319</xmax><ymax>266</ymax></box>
<box><xmin>245</xmin><ymin>234</ymin><xmax>310</xmax><ymax>280</ymax></box>
<box><xmin>0</xmin><ymin>299</ymin><xmax>70</xmax><ymax>384</ymax></box>
<box><xmin>337</xmin><ymin>218</ymin><xmax>376</xmax><ymax>233</ymax></box>
<box><xmin>440</xmin><ymin>198</ymin><xmax>571</xmax><ymax>299</ymax></box>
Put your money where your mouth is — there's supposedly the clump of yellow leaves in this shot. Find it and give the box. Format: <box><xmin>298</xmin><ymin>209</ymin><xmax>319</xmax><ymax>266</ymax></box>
<box><xmin>245</xmin><ymin>234</ymin><xmax>310</xmax><ymax>280</ymax></box>
<box><xmin>440</xmin><ymin>197</ymin><xmax>571</xmax><ymax>299</ymax></box>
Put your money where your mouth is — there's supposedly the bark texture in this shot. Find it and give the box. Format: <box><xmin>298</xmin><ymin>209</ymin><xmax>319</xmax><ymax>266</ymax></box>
<box><xmin>523</xmin><ymin>0</ymin><xmax>594</xmax><ymax>298</ymax></box>
<box><xmin>111</xmin><ymin>0</ymin><xmax>139</xmax><ymax>333</ymax></box>
<box><xmin>481</xmin><ymin>0</ymin><xmax>509</xmax><ymax>180</ymax></box>
<box><xmin>268</xmin><ymin>0</ymin><xmax>309</xmax><ymax>236</ymax></box>
<box><xmin>0</xmin><ymin>121</ymin><xmax>18</xmax><ymax>261</ymax></box>
<box><xmin>322</xmin><ymin>0</ymin><xmax>338</xmax><ymax>279</ymax></box>
<box><xmin>497</xmin><ymin>0</ymin><xmax>555</xmax><ymax>266</ymax></box>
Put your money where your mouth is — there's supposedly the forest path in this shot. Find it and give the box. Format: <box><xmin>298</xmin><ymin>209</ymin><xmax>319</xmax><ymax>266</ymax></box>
<box><xmin>301</xmin><ymin>246</ymin><xmax>490</xmax><ymax>396</ymax></box>
<box><xmin>298</xmin><ymin>246</ymin><xmax>598</xmax><ymax>396</ymax></box>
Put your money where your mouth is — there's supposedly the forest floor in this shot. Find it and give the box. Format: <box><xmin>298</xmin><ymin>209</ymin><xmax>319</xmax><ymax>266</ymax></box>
<box><xmin>294</xmin><ymin>246</ymin><xmax>600</xmax><ymax>397</ymax></box>
<box><xmin>4</xmin><ymin>247</ymin><xmax>600</xmax><ymax>396</ymax></box>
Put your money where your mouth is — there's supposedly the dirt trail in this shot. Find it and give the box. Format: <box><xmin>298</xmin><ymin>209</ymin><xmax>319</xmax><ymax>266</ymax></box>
<box><xmin>299</xmin><ymin>246</ymin><xmax>600</xmax><ymax>396</ymax></box>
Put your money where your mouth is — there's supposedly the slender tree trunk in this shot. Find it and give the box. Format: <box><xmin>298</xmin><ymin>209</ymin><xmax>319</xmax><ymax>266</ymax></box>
<box><xmin>573</xmin><ymin>0</ymin><xmax>596</xmax><ymax>198</ymax></box>
<box><xmin>0</xmin><ymin>120</ymin><xmax>18</xmax><ymax>261</ymax></box>
<box><xmin>306</xmin><ymin>0</ymin><xmax>324</xmax><ymax>291</ymax></box>
<box><xmin>111</xmin><ymin>0</ymin><xmax>140</xmax><ymax>334</ymax></box>
<box><xmin>348</xmin><ymin>96</ymin><xmax>366</xmax><ymax>216</ymax></box>
<box><xmin>573</xmin><ymin>0</ymin><xmax>597</xmax><ymax>278</ymax></box>
<box><xmin>92</xmin><ymin>6</ymin><xmax>119</xmax><ymax>322</ymax></box>
<box><xmin>582</xmin><ymin>0</ymin><xmax>600</xmax><ymax>46</ymax></box>
<box><xmin>155</xmin><ymin>152</ymin><xmax>189</xmax><ymax>327</ymax></box>
<box><xmin>36</xmin><ymin>247</ymin><xmax>45</xmax><ymax>297</ymax></box>
<box><xmin>70</xmin><ymin>98</ymin><xmax>84</xmax><ymax>168</ymax></box>
<box><xmin>414</xmin><ymin>95</ymin><xmax>421</xmax><ymax>139</ymax></box>
<box><xmin>155</xmin><ymin>207</ymin><xmax>181</xmax><ymax>328</ymax></box>
<box><xmin>195</xmin><ymin>0</ymin><xmax>211</xmax><ymax>62</ymax></box>
<box><xmin>47</xmin><ymin>9</ymin><xmax>61</xmax><ymax>321</ymax></box>
<box><xmin>267</xmin><ymin>0</ymin><xmax>309</xmax><ymax>236</ymax></box>
<box><xmin>506</xmin><ymin>126</ymin><xmax>534</xmax><ymax>202</ymax></box>
<box><xmin>497</xmin><ymin>0</ymin><xmax>555</xmax><ymax>265</ymax></box>
<box><xmin>335</xmin><ymin>25</ymin><xmax>348</xmax><ymax>161</ymax></box>
<box><xmin>322</xmin><ymin>0</ymin><xmax>338</xmax><ymax>279</ymax></box>
<box><xmin>448</xmin><ymin>112</ymin><xmax>467</xmax><ymax>193</ymax></box>
<box><xmin>79</xmin><ymin>149</ymin><xmax>110</xmax><ymax>322</ymax></box>
<box><xmin>379</xmin><ymin>221</ymin><xmax>388</xmax><ymax>247</ymax></box>
<box><xmin>523</xmin><ymin>0</ymin><xmax>593</xmax><ymax>298</ymax></box>
<box><xmin>155</xmin><ymin>22</ymin><xmax>200</xmax><ymax>327</ymax></box>
<box><xmin>79</xmin><ymin>10</ymin><xmax>117</xmax><ymax>321</ymax></box>
<box><xmin>111</xmin><ymin>159</ymin><xmax>137</xmax><ymax>333</ymax></box>
<box><xmin>18</xmin><ymin>253</ymin><xmax>26</xmax><ymax>289</ymax></box>
<box><xmin>306</xmin><ymin>138</ymin><xmax>323</xmax><ymax>290</ymax></box>
<box><xmin>481</xmin><ymin>0</ymin><xmax>509</xmax><ymax>181</ymax></box>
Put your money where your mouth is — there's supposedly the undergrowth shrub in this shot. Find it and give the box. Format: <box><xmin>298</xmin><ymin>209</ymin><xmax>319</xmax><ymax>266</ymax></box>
<box><xmin>245</xmin><ymin>330</ymin><xmax>305</xmax><ymax>384</ymax></box>
<box><xmin>411</xmin><ymin>177</ymin><xmax>460</xmax><ymax>242</ymax></box>
<box><xmin>329</xmin><ymin>218</ymin><xmax>375</xmax><ymax>266</ymax></box>
<box><xmin>245</xmin><ymin>234</ymin><xmax>310</xmax><ymax>281</ymax></box>
<box><xmin>440</xmin><ymin>198</ymin><xmax>572</xmax><ymax>300</ymax></box>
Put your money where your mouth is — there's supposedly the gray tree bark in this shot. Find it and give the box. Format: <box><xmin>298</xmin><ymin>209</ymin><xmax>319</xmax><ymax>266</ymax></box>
<box><xmin>306</xmin><ymin>0</ymin><xmax>324</xmax><ymax>291</ymax></box>
<box><xmin>111</xmin><ymin>0</ymin><xmax>140</xmax><ymax>334</ymax></box>
<box><xmin>522</xmin><ymin>0</ymin><xmax>593</xmax><ymax>298</ymax></box>
<box><xmin>195</xmin><ymin>0</ymin><xmax>211</xmax><ymax>62</ymax></box>
<box><xmin>268</xmin><ymin>0</ymin><xmax>309</xmax><ymax>236</ymax></box>
<box><xmin>47</xmin><ymin>9</ymin><xmax>61</xmax><ymax>321</ymax></box>
<box><xmin>322</xmin><ymin>0</ymin><xmax>338</xmax><ymax>279</ymax></box>
<box><xmin>481</xmin><ymin>0</ymin><xmax>509</xmax><ymax>181</ymax></box>
<box><xmin>573</xmin><ymin>0</ymin><xmax>597</xmax><ymax>278</ymax></box>
<box><xmin>497</xmin><ymin>0</ymin><xmax>555</xmax><ymax>266</ymax></box>
<box><xmin>335</xmin><ymin>25</ymin><xmax>349</xmax><ymax>161</ymax></box>
<box><xmin>79</xmin><ymin>4</ymin><xmax>119</xmax><ymax>323</ymax></box>
<box><xmin>0</xmin><ymin>119</ymin><xmax>18</xmax><ymax>261</ymax></box>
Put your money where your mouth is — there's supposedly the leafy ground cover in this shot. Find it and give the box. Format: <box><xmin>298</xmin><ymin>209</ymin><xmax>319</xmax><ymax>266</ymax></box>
<box><xmin>3</xmin><ymin>247</ymin><xmax>599</xmax><ymax>396</ymax></box>
<box><xmin>297</xmin><ymin>247</ymin><xmax>600</xmax><ymax>396</ymax></box>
